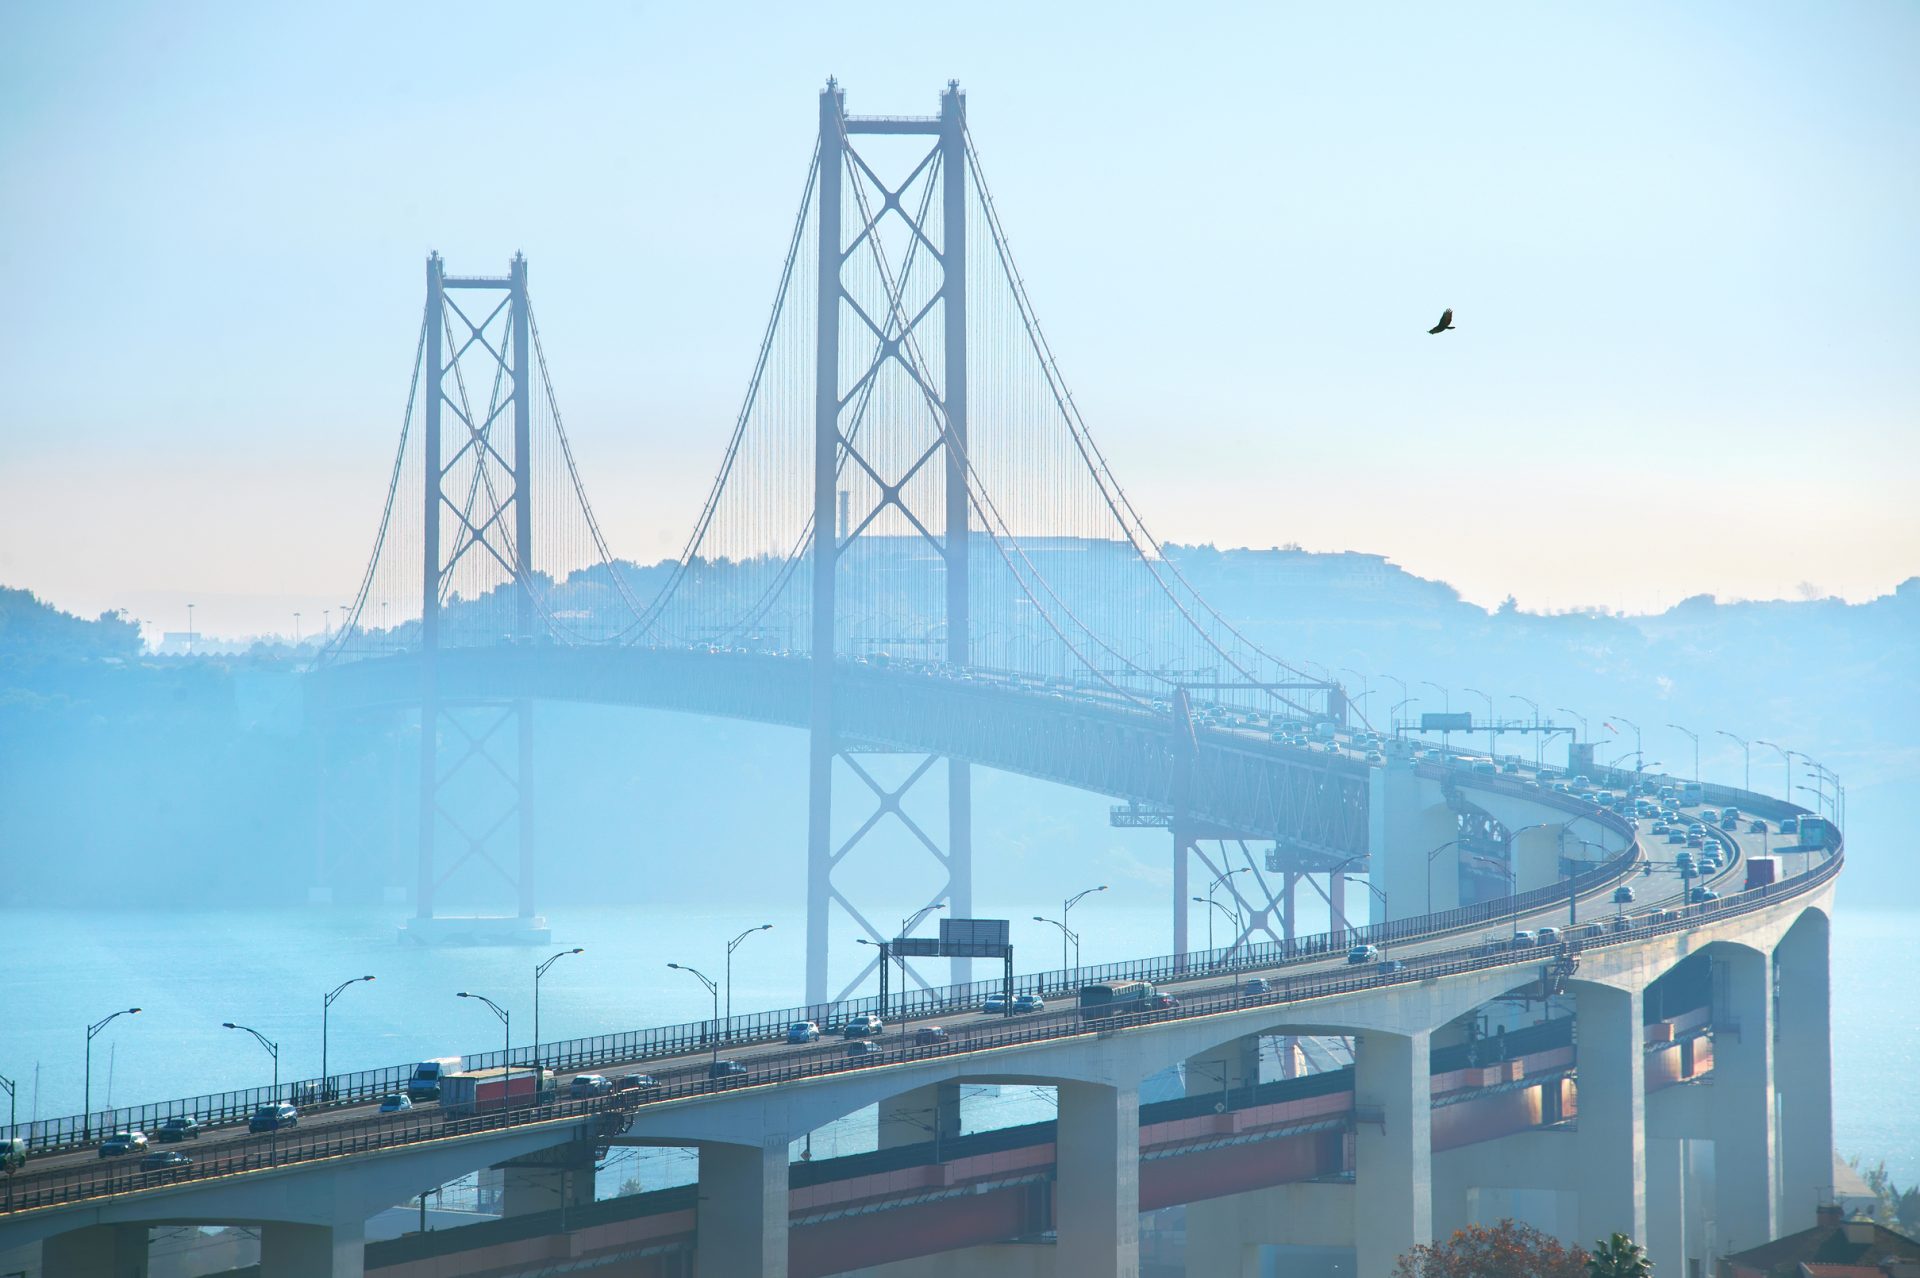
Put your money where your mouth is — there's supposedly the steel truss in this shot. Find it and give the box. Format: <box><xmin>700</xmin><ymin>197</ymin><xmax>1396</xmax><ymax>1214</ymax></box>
<box><xmin>809</xmin><ymin>83</ymin><xmax>974</xmax><ymax>999</ymax></box>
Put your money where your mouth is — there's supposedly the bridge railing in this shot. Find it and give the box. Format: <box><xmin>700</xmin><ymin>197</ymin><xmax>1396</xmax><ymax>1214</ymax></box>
<box><xmin>9</xmin><ymin>819</ymin><xmax>1642</xmax><ymax>1158</ymax></box>
<box><xmin>1</xmin><ymin>840</ymin><xmax>1839</xmax><ymax>1218</ymax></box>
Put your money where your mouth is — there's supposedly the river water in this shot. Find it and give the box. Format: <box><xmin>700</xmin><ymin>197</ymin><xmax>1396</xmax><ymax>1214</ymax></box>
<box><xmin>1</xmin><ymin>898</ymin><xmax>1909</xmax><ymax>1192</ymax></box>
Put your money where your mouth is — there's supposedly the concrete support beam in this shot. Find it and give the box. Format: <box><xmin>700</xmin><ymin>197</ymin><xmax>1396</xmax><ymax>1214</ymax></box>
<box><xmin>880</xmin><ymin>1081</ymin><xmax>962</xmax><ymax>1152</ymax></box>
<box><xmin>1774</xmin><ymin>913</ymin><xmax>1834</xmax><ymax>1232</ymax></box>
<box><xmin>41</xmin><ymin>1224</ymin><xmax>150</xmax><ymax>1278</ymax></box>
<box><xmin>260</xmin><ymin>1219</ymin><xmax>365</xmax><ymax>1278</ymax></box>
<box><xmin>1183</xmin><ymin>1197</ymin><xmax>1260</xmax><ymax>1277</ymax></box>
<box><xmin>1369</xmin><ymin>759</ymin><xmax>1457</xmax><ymax>920</ymax></box>
<box><xmin>1574</xmin><ymin>982</ymin><xmax>1647</xmax><ymax>1245</ymax></box>
<box><xmin>698</xmin><ymin>1139</ymin><xmax>789</xmax><ymax>1278</ymax></box>
<box><xmin>1354</xmin><ymin>1028</ymin><xmax>1431</xmax><ymax>1278</ymax></box>
<box><xmin>1710</xmin><ymin>946</ymin><xmax>1777</xmax><ymax>1256</ymax></box>
<box><xmin>1184</xmin><ymin>1036</ymin><xmax>1260</xmax><ymax>1104</ymax></box>
<box><xmin>1512</xmin><ymin>826</ymin><xmax>1561</xmax><ymax>894</ymax></box>
<box><xmin>1646</xmin><ymin>1137</ymin><xmax>1688</xmax><ymax>1278</ymax></box>
<box><xmin>1054</xmin><ymin>1082</ymin><xmax>1139</xmax><ymax>1278</ymax></box>
<box><xmin>498</xmin><ymin>1160</ymin><xmax>596</xmax><ymax>1216</ymax></box>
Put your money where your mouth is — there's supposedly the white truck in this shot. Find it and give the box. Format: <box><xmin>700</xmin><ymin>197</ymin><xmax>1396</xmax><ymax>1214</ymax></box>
<box><xmin>406</xmin><ymin>1056</ymin><xmax>462</xmax><ymax>1101</ymax></box>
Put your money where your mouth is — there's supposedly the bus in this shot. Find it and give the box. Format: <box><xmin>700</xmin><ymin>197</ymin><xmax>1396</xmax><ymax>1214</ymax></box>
<box><xmin>1079</xmin><ymin>980</ymin><xmax>1157</xmax><ymax>1020</ymax></box>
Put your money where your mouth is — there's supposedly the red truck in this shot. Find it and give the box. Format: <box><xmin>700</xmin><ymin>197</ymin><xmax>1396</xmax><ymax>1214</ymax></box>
<box><xmin>1744</xmin><ymin>857</ymin><xmax>1778</xmax><ymax>891</ymax></box>
<box><xmin>437</xmin><ymin>1067</ymin><xmax>553</xmax><ymax>1118</ymax></box>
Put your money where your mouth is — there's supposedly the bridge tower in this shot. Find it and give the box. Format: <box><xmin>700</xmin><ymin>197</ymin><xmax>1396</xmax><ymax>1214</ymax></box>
<box><xmin>807</xmin><ymin>82</ymin><xmax>973</xmax><ymax>999</ymax></box>
<box><xmin>406</xmin><ymin>251</ymin><xmax>546</xmax><ymax>943</ymax></box>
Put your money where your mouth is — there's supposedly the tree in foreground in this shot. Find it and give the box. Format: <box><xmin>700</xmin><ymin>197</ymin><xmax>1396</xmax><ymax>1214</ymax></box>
<box><xmin>1588</xmin><ymin>1232</ymin><xmax>1653</xmax><ymax>1278</ymax></box>
<box><xmin>1392</xmin><ymin>1220</ymin><xmax>1589</xmax><ymax>1278</ymax></box>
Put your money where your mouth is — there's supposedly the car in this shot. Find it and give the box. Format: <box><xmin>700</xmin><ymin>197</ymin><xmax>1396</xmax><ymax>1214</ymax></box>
<box><xmin>0</xmin><ymin>1137</ymin><xmax>26</xmax><ymax>1172</ymax></box>
<box><xmin>1748</xmin><ymin>820</ymin><xmax>1769</xmax><ymax>834</ymax></box>
<box><xmin>1780</xmin><ymin>816</ymin><xmax>1799</xmax><ymax>834</ymax></box>
<box><xmin>378</xmin><ymin>1094</ymin><xmax>413</xmax><ymax>1113</ymax></box>
<box><xmin>787</xmin><ymin>1021</ymin><xmax>822</xmax><ymax>1044</ymax></box>
<box><xmin>845</xmin><ymin>1040</ymin><xmax>883</xmax><ymax>1062</ymax></box>
<box><xmin>1690</xmin><ymin>886</ymin><xmax>1720</xmax><ymax>904</ymax></box>
<box><xmin>1610</xmin><ymin>915</ymin><xmax>1634</xmax><ymax>933</ymax></box>
<box><xmin>1346</xmin><ymin>944</ymin><xmax>1380</xmax><ymax>965</ymax></box>
<box><xmin>613</xmin><ymin>1074</ymin><xmax>659</xmax><ymax>1095</ymax></box>
<box><xmin>568</xmin><ymin>1074</ymin><xmax>612</xmax><ymax>1099</ymax></box>
<box><xmin>1380</xmin><ymin>959</ymin><xmax>1408</xmax><ymax>974</ymax></box>
<box><xmin>706</xmin><ymin>1060</ymin><xmax>749</xmax><ymax>1082</ymax></box>
<box><xmin>156</xmin><ymin>1117</ymin><xmax>200</xmax><ymax>1142</ymax></box>
<box><xmin>981</xmin><ymin>993</ymin><xmax>1009</xmax><ymax>1014</ymax></box>
<box><xmin>914</xmin><ymin>1025</ymin><xmax>949</xmax><ymax>1045</ymax></box>
<box><xmin>1534</xmin><ymin>927</ymin><xmax>1560</xmax><ymax>945</ymax></box>
<box><xmin>1146</xmin><ymin>994</ymin><xmax>1181</xmax><ymax>1010</ymax></box>
<box><xmin>841</xmin><ymin>1014</ymin><xmax>884</xmax><ymax>1039</ymax></box>
<box><xmin>247</xmin><ymin>1104</ymin><xmax>298</xmax><ymax>1134</ymax></box>
<box><xmin>139</xmin><ymin>1150</ymin><xmax>192</xmax><ymax>1172</ymax></box>
<box><xmin>1242</xmin><ymin>977</ymin><xmax>1272</xmax><ymax>995</ymax></box>
<box><xmin>1509</xmin><ymin>931</ymin><xmax>1536</xmax><ymax>949</ymax></box>
<box><xmin>1612</xmin><ymin>886</ymin><xmax>1636</xmax><ymax>904</ymax></box>
<box><xmin>1666</xmin><ymin>831</ymin><xmax>1687</xmax><ymax>844</ymax></box>
<box><xmin>1685</xmin><ymin>833</ymin><xmax>1704</xmax><ymax>848</ymax></box>
<box><xmin>98</xmin><ymin>1131</ymin><xmax>149</xmax><ymax>1158</ymax></box>
<box><xmin>1650</xmin><ymin>823</ymin><xmax>1669</xmax><ymax>835</ymax></box>
<box><xmin>1501</xmin><ymin>761</ymin><xmax>1521</xmax><ymax>774</ymax></box>
<box><xmin>1011</xmin><ymin>993</ymin><xmax>1046</xmax><ymax>1014</ymax></box>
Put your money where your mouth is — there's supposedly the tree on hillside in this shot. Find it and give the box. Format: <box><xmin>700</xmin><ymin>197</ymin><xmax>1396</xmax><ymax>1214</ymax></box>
<box><xmin>1588</xmin><ymin>1233</ymin><xmax>1653</xmax><ymax>1278</ymax></box>
<box><xmin>1392</xmin><ymin>1220</ymin><xmax>1589</xmax><ymax>1278</ymax></box>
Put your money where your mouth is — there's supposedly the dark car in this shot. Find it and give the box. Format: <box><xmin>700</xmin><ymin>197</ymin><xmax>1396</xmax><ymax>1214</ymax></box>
<box><xmin>1612</xmin><ymin>886</ymin><xmax>1636</xmax><ymax>904</ymax></box>
<box><xmin>613</xmin><ymin>1074</ymin><xmax>659</xmax><ymax>1095</ymax></box>
<box><xmin>98</xmin><ymin>1132</ymin><xmax>148</xmax><ymax>1158</ymax></box>
<box><xmin>248</xmin><ymin>1103</ymin><xmax>298</xmax><ymax>1133</ymax></box>
<box><xmin>156</xmin><ymin>1117</ymin><xmax>200</xmax><ymax>1142</ymax></box>
<box><xmin>140</xmin><ymin>1150</ymin><xmax>193</xmax><ymax>1173</ymax></box>
<box><xmin>844</xmin><ymin>1040</ymin><xmax>883</xmax><ymax>1062</ymax></box>
<box><xmin>841</xmin><ymin>1014</ymin><xmax>884</xmax><ymax>1039</ymax></box>
<box><xmin>1011</xmin><ymin>993</ymin><xmax>1047</xmax><ymax>1014</ymax></box>
<box><xmin>706</xmin><ymin>1060</ymin><xmax>749</xmax><ymax>1083</ymax></box>
<box><xmin>1146</xmin><ymin>994</ymin><xmax>1180</xmax><ymax>1011</ymax></box>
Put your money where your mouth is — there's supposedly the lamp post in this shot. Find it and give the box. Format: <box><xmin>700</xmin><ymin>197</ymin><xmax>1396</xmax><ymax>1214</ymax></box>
<box><xmin>321</xmin><ymin>975</ymin><xmax>375</xmax><ymax>1101</ymax></box>
<box><xmin>1756</xmin><ymin>740</ymin><xmax>1795</xmax><ymax>805</ymax></box>
<box><xmin>1033</xmin><ymin>915</ymin><xmax>1080</xmax><ymax>971</ymax></box>
<box><xmin>1201</xmin><ymin>868</ymin><xmax>1249</xmax><ymax>952</ymax></box>
<box><xmin>1191</xmin><ymin>896</ymin><xmax>1244</xmax><ymax>957</ymax></box>
<box><xmin>1667</xmin><ymin>724</ymin><xmax>1700</xmax><ymax>782</ymax></box>
<box><xmin>724</xmin><ymin>926</ymin><xmax>772</xmax><ymax>1023</ymax></box>
<box><xmin>1510</xmin><ymin>696</ymin><xmax>1542</xmax><ymax>767</ymax></box>
<box><xmin>84</xmin><ymin>1008</ymin><xmax>141</xmax><ymax>1141</ymax></box>
<box><xmin>1464</xmin><ymin>686</ymin><xmax>1495</xmax><ymax>760</ymax></box>
<box><xmin>456</xmin><ymin>992</ymin><xmax>511</xmax><ymax>1061</ymax></box>
<box><xmin>186</xmin><ymin>603</ymin><xmax>196</xmax><ymax>653</ymax></box>
<box><xmin>1061</xmin><ymin>885</ymin><xmax>1107</xmax><ymax>974</ymax></box>
<box><xmin>1420</xmin><ymin>681</ymin><xmax>1450</xmax><ymax>713</ymax></box>
<box><xmin>533</xmin><ymin>949</ymin><xmax>584</xmax><ymax>1071</ymax></box>
<box><xmin>1390</xmin><ymin>697</ymin><xmax>1419</xmax><ymax>733</ymax></box>
<box><xmin>1</xmin><ymin>1073</ymin><xmax>16</xmax><ymax>1144</ymax></box>
<box><xmin>667</xmin><ymin>964</ymin><xmax>720</xmax><ymax>1066</ymax></box>
<box><xmin>1556</xmin><ymin>707</ymin><xmax>1588</xmax><ymax>744</ymax></box>
<box><xmin>1611</xmin><ymin>717</ymin><xmax>1642</xmax><ymax>777</ymax></box>
<box><xmin>1715</xmin><ymin>730</ymin><xmax>1751</xmax><ymax>793</ymax></box>
<box><xmin>1425</xmin><ymin>838</ymin><xmax>1464</xmax><ymax>914</ymax></box>
<box><xmin>223</xmin><ymin>1022</ymin><xmax>281</xmax><ymax>1095</ymax></box>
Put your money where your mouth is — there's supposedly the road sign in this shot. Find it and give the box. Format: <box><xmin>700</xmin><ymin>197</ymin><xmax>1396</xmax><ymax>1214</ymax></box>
<box><xmin>1421</xmin><ymin>712</ymin><xmax>1473</xmax><ymax>732</ymax></box>
<box><xmin>889</xmin><ymin>937</ymin><xmax>940</xmax><ymax>957</ymax></box>
<box><xmin>939</xmin><ymin>918</ymin><xmax>1011</xmax><ymax>957</ymax></box>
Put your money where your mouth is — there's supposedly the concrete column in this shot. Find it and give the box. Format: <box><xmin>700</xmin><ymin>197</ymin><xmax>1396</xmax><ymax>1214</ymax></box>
<box><xmin>499</xmin><ymin>1160</ymin><xmax>597</xmax><ymax>1215</ymax></box>
<box><xmin>41</xmin><ymin>1224</ymin><xmax>150</xmax><ymax>1278</ymax></box>
<box><xmin>1574</xmin><ymin>982</ymin><xmax>1646</xmax><ymax>1245</ymax></box>
<box><xmin>1774</xmin><ymin>913</ymin><xmax>1834</xmax><ymax>1232</ymax></box>
<box><xmin>1184</xmin><ymin>1197</ymin><xmax>1260</xmax><ymax>1276</ymax></box>
<box><xmin>698</xmin><ymin>1139</ymin><xmax>789</xmax><ymax>1278</ymax></box>
<box><xmin>1184</xmin><ymin>1036</ymin><xmax>1260</xmax><ymax>1105</ymax></box>
<box><xmin>1329</xmin><ymin>872</ymin><xmax>1348</xmax><ymax>941</ymax></box>
<box><xmin>1370</xmin><ymin>757</ymin><xmax>1457</xmax><ymax>920</ymax></box>
<box><xmin>260</xmin><ymin>1219</ymin><xmax>365</xmax><ymax>1278</ymax></box>
<box><xmin>1055</xmin><ymin>1082</ymin><xmax>1139</xmax><ymax>1278</ymax></box>
<box><xmin>1646</xmin><ymin>1137</ymin><xmax>1687</xmax><ymax>1278</ymax></box>
<box><xmin>1710</xmin><ymin>946</ymin><xmax>1776</xmax><ymax>1256</ymax></box>
<box><xmin>1353</xmin><ymin>1029</ymin><xmax>1431</xmax><ymax>1278</ymax></box>
<box><xmin>880</xmin><ymin>1081</ymin><xmax>963</xmax><ymax>1152</ymax></box>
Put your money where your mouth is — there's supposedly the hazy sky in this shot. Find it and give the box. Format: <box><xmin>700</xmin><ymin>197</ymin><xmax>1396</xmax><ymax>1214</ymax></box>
<box><xmin>2</xmin><ymin>2</ymin><xmax>1915</xmax><ymax>637</ymax></box>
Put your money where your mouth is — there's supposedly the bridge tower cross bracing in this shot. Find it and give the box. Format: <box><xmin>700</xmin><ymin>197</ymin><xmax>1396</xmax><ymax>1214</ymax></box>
<box><xmin>807</xmin><ymin>82</ymin><xmax>974</xmax><ymax>1001</ymax></box>
<box><xmin>410</xmin><ymin>252</ymin><xmax>542</xmax><ymax>939</ymax></box>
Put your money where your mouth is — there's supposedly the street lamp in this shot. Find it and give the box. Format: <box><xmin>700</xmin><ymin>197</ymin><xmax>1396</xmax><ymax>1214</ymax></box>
<box><xmin>1191</xmin><ymin>897</ymin><xmax>1244</xmax><ymax>962</ymax></box>
<box><xmin>1611</xmin><ymin>717</ymin><xmax>1642</xmax><ymax>777</ymax></box>
<box><xmin>456</xmin><ymin>992</ymin><xmax>511</xmax><ymax>1061</ymax></box>
<box><xmin>1033</xmin><ymin>915</ymin><xmax>1080</xmax><ymax>971</ymax></box>
<box><xmin>321</xmin><ymin>975</ymin><xmax>375</xmax><ymax>1101</ymax></box>
<box><xmin>1061</xmin><ymin>885</ymin><xmax>1107</xmax><ymax>974</ymax></box>
<box><xmin>186</xmin><ymin>603</ymin><xmax>196</xmax><ymax>653</ymax></box>
<box><xmin>1756</xmin><ymin>741</ymin><xmax>1795</xmax><ymax>805</ymax></box>
<box><xmin>84</xmin><ymin>1008</ymin><xmax>141</xmax><ymax>1141</ymax></box>
<box><xmin>1390</xmin><ymin>697</ymin><xmax>1419</xmax><ymax>732</ymax></box>
<box><xmin>667</xmin><ymin>964</ymin><xmax>720</xmax><ymax>1065</ymax></box>
<box><xmin>1420</xmin><ymin>681</ymin><xmax>1451</xmax><ymax>713</ymax></box>
<box><xmin>1556</xmin><ymin>708</ymin><xmax>1588</xmax><ymax>745</ymax></box>
<box><xmin>1</xmin><ymin>1073</ymin><xmax>16</xmax><ymax>1144</ymax></box>
<box><xmin>533</xmin><ymin>949</ymin><xmax>584</xmax><ymax>1071</ymax></box>
<box><xmin>1715</xmin><ymin>730</ymin><xmax>1751</xmax><ymax>793</ymax></box>
<box><xmin>1425</xmin><ymin>838</ymin><xmax>1464</xmax><ymax>914</ymax></box>
<box><xmin>1464</xmin><ymin>687</ymin><xmax>1495</xmax><ymax>759</ymax></box>
<box><xmin>1667</xmin><ymin>724</ymin><xmax>1700</xmax><ymax>782</ymax></box>
<box><xmin>725</xmin><ymin>926</ymin><xmax>772</xmax><ymax>1023</ymax></box>
<box><xmin>1510</xmin><ymin>696</ymin><xmax>1542</xmax><ymax>767</ymax></box>
<box><xmin>222</xmin><ymin>1022</ymin><xmax>281</xmax><ymax>1095</ymax></box>
<box><xmin>1201</xmin><ymin>868</ymin><xmax>1249</xmax><ymax>952</ymax></box>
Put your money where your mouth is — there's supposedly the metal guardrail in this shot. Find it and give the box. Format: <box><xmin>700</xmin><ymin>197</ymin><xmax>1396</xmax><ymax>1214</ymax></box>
<box><xmin>1</xmin><ymin>840</ymin><xmax>1838</xmax><ymax>1218</ymax></box>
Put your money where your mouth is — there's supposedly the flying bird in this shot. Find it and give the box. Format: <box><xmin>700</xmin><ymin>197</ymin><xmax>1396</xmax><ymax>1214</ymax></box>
<box><xmin>1428</xmin><ymin>308</ymin><xmax>1455</xmax><ymax>335</ymax></box>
